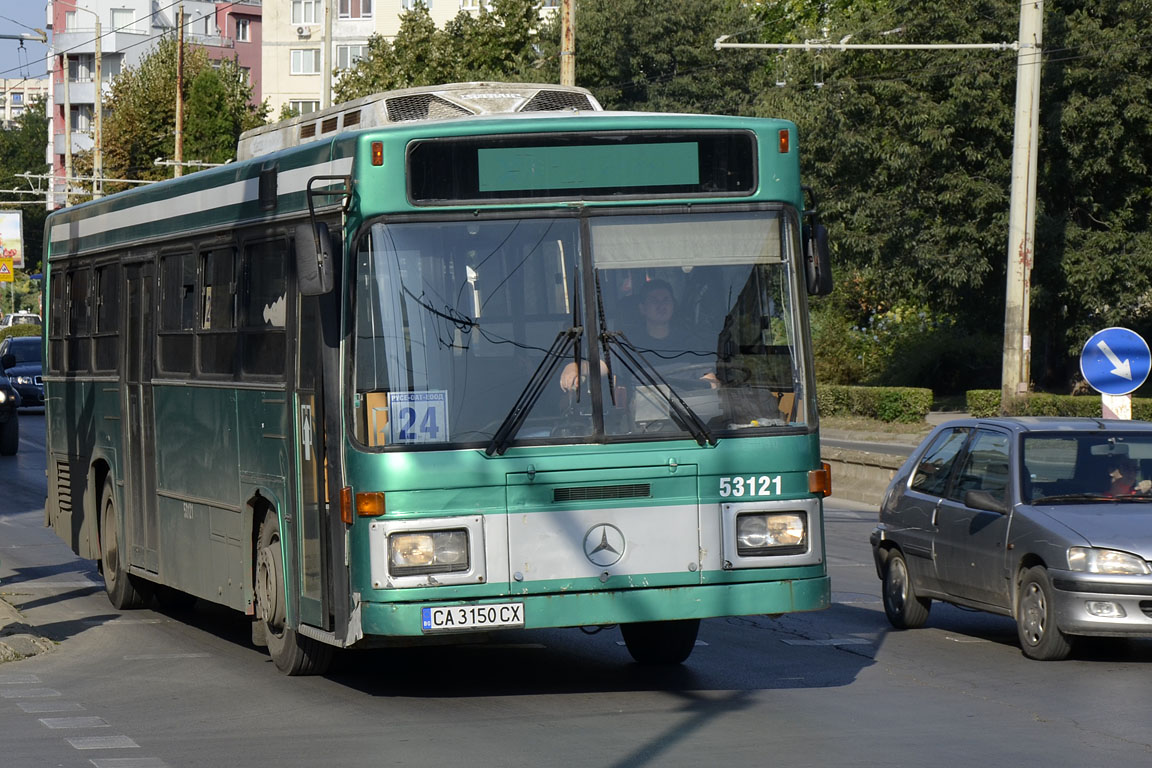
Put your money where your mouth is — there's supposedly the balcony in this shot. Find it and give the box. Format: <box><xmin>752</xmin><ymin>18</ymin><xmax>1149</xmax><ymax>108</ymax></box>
<box><xmin>54</xmin><ymin>29</ymin><xmax>150</xmax><ymax>55</ymax></box>
<box><xmin>53</xmin><ymin>132</ymin><xmax>94</xmax><ymax>155</ymax></box>
<box><xmin>54</xmin><ymin>81</ymin><xmax>98</xmax><ymax>106</ymax></box>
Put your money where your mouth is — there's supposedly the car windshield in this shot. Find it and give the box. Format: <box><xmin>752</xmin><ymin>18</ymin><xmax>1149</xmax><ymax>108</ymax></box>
<box><xmin>351</xmin><ymin>209</ymin><xmax>811</xmax><ymax>450</ymax></box>
<box><xmin>6</xmin><ymin>338</ymin><xmax>41</xmax><ymax>365</ymax></box>
<box><xmin>1023</xmin><ymin>431</ymin><xmax>1152</xmax><ymax>503</ymax></box>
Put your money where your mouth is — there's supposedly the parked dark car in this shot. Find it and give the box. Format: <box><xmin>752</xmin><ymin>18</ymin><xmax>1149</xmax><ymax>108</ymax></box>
<box><xmin>0</xmin><ymin>371</ymin><xmax>18</xmax><ymax>455</ymax></box>
<box><xmin>871</xmin><ymin>417</ymin><xmax>1152</xmax><ymax>660</ymax></box>
<box><xmin>0</xmin><ymin>335</ymin><xmax>43</xmax><ymax>408</ymax></box>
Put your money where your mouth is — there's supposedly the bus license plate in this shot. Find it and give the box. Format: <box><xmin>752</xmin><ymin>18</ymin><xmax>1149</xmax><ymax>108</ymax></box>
<box><xmin>422</xmin><ymin>603</ymin><xmax>525</xmax><ymax>632</ymax></box>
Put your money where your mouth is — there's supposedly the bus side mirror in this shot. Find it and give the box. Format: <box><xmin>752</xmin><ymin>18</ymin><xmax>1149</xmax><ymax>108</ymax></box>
<box><xmin>295</xmin><ymin>222</ymin><xmax>334</xmax><ymax>296</ymax></box>
<box><xmin>803</xmin><ymin>222</ymin><xmax>833</xmax><ymax>296</ymax></box>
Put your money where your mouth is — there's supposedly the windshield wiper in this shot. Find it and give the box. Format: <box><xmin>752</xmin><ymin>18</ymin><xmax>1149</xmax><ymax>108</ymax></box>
<box><xmin>1031</xmin><ymin>493</ymin><xmax>1115</xmax><ymax>504</ymax></box>
<box><xmin>600</xmin><ymin>329</ymin><xmax>716</xmax><ymax>447</ymax></box>
<box><xmin>485</xmin><ymin>325</ymin><xmax>582</xmax><ymax>456</ymax></box>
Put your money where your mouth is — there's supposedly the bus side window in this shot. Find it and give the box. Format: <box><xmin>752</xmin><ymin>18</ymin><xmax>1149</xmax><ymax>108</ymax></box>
<box><xmin>199</xmin><ymin>248</ymin><xmax>238</xmax><ymax>376</ymax></box>
<box><xmin>66</xmin><ymin>266</ymin><xmax>92</xmax><ymax>373</ymax></box>
<box><xmin>48</xmin><ymin>272</ymin><xmax>66</xmax><ymax>374</ymax></box>
<box><xmin>158</xmin><ymin>252</ymin><xmax>195</xmax><ymax>375</ymax></box>
<box><xmin>93</xmin><ymin>262</ymin><xmax>121</xmax><ymax>372</ymax></box>
<box><xmin>241</xmin><ymin>239</ymin><xmax>287</xmax><ymax>378</ymax></box>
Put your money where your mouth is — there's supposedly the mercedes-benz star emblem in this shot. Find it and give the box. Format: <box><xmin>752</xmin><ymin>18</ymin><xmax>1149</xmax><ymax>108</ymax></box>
<box><xmin>583</xmin><ymin>523</ymin><xmax>626</xmax><ymax>567</ymax></box>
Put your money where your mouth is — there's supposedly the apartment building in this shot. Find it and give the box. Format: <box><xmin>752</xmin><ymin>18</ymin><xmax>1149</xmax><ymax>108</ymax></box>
<box><xmin>0</xmin><ymin>78</ymin><xmax>50</xmax><ymax>129</ymax></box>
<box><xmin>262</xmin><ymin>0</ymin><xmax>559</xmax><ymax>118</ymax></box>
<box><xmin>47</xmin><ymin>1</ymin><xmax>262</xmax><ymax>206</ymax></box>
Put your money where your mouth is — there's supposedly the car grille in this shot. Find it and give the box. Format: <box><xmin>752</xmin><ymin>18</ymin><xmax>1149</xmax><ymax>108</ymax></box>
<box><xmin>1140</xmin><ymin>601</ymin><xmax>1152</xmax><ymax>619</ymax></box>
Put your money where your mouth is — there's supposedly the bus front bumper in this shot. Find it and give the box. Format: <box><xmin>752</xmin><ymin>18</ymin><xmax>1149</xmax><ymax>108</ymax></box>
<box><xmin>357</xmin><ymin>576</ymin><xmax>830</xmax><ymax>638</ymax></box>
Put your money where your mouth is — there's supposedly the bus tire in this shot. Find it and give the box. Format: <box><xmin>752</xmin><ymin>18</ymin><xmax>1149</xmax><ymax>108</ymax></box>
<box><xmin>0</xmin><ymin>412</ymin><xmax>18</xmax><ymax>456</ymax></box>
<box><xmin>255</xmin><ymin>510</ymin><xmax>333</xmax><ymax>676</ymax></box>
<box><xmin>100</xmin><ymin>484</ymin><xmax>146</xmax><ymax>610</ymax></box>
<box><xmin>620</xmin><ymin>619</ymin><xmax>700</xmax><ymax>665</ymax></box>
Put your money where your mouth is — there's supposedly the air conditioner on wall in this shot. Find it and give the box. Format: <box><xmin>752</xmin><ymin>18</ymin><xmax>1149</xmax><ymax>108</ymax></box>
<box><xmin>296</xmin><ymin>26</ymin><xmax>310</xmax><ymax>38</ymax></box>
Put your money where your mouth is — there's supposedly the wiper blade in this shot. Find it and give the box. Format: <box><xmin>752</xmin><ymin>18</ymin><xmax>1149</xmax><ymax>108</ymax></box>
<box><xmin>602</xmin><ymin>330</ymin><xmax>716</xmax><ymax>447</ymax></box>
<box><xmin>486</xmin><ymin>326</ymin><xmax>582</xmax><ymax>457</ymax></box>
<box><xmin>1031</xmin><ymin>493</ymin><xmax>1114</xmax><ymax>504</ymax></box>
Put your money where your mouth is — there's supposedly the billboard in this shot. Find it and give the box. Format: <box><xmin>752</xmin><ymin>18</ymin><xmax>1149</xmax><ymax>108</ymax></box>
<box><xmin>0</xmin><ymin>211</ymin><xmax>23</xmax><ymax>269</ymax></box>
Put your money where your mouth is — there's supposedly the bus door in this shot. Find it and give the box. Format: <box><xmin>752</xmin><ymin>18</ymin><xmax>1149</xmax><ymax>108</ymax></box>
<box><xmin>295</xmin><ymin>291</ymin><xmax>329</xmax><ymax>628</ymax></box>
<box><xmin>124</xmin><ymin>262</ymin><xmax>159</xmax><ymax>572</ymax></box>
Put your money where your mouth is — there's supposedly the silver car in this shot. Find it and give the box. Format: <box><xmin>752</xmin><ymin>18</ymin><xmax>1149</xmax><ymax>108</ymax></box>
<box><xmin>870</xmin><ymin>417</ymin><xmax>1152</xmax><ymax>660</ymax></box>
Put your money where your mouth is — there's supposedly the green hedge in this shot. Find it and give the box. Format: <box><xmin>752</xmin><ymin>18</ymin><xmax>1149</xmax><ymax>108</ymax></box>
<box><xmin>0</xmin><ymin>324</ymin><xmax>42</xmax><ymax>343</ymax></box>
<box><xmin>966</xmin><ymin>389</ymin><xmax>1152</xmax><ymax>420</ymax></box>
<box><xmin>818</xmin><ymin>384</ymin><xmax>933</xmax><ymax>423</ymax></box>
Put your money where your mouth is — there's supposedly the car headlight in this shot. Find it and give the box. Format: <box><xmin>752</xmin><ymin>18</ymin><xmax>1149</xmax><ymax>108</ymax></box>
<box><xmin>14</xmin><ymin>376</ymin><xmax>32</xmax><ymax>385</ymax></box>
<box><xmin>0</xmin><ymin>390</ymin><xmax>7</xmax><ymax>404</ymax></box>
<box><xmin>736</xmin><ymin>512</ymin><xmax>807</xmax><ymax>556</ymax></box>
<box><xmin>389</xmin><ymin>530</ymin><xmax>469</xmax><ymax>576</ymax></box>
<box><xmin>1068</xmin><ymin>547</ymin><xmax>1151</xmax><ymax>575</ymax></box>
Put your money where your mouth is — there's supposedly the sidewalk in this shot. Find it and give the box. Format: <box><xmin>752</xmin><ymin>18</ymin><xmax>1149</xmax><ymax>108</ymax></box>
<box><xmin>0</xmin><ymin>594</ymin><xmax>54</xmax><ymax>663</ymax></box>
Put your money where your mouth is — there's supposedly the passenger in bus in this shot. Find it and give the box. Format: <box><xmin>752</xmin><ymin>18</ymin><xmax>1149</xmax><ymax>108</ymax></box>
<box><xmin>559</xmin><ymin>279</ymin><xmax>718</xmax><ymax>392</ymax></box>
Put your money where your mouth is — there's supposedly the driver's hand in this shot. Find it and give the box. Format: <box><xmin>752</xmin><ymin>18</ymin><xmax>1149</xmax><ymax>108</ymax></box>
<box><xmin>560</xmin><ymin>362</ymin><xmax>581</xmax><ymax>392</ymax></box>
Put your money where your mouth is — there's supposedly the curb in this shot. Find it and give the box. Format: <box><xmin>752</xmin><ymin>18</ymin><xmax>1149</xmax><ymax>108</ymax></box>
<box><xmin>0</xmin><ymin>595</ymin><xmax>54</xmax><ymax>663</ymax></box>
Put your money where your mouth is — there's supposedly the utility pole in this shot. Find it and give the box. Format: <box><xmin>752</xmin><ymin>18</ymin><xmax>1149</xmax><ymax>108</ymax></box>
<box><xmin>63</xmin><ymin>55</ymin><xmax>72</xmax><ymax>207</ymax></box>
<box><xmin>93</xmin><ymin>12</ymin><xmax>103</xmax><ymax>198</ymax></box>
<box><xmin>322</xmin><ymin>0</ymin><xmax>333</xmax><ymax>109</ymax></box>
<box><xmin>1001</xmin><ymin>1</ymin><xmax>1044</xmax><ymax>404</ymax></box>
<box><xmin>560</xmin><ymin>0</ymin><xmax>575</xmax><ymax>86</ymax></box>
<box><xmin>175</xmin><ymin>5</ymin><xmax>185</xmax><ymax>178</ymax></box>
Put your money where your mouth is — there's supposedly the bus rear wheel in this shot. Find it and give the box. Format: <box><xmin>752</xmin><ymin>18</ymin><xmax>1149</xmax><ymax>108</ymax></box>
<box><xmin>100</xmin><ymin>484</ymin><xmax>146</xmax><ymax>610</ymax></box>
<box><xmin>620</xmin><ymin>619</ymin><xmax>700</xmax><ymax>665</ymax></box>
<box><xmin>255</xmin><ymin>510</ymin><xmax>333</xmax><ymax>676</ymax></box>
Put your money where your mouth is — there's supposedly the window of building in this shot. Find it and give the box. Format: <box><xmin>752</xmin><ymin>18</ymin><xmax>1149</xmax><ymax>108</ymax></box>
<box><xmin>402</xmin><ymin>0</ymin><xmax>429</xmax><ymax>10</ymax></box>
<box><xmin>11</xmin><ymin>107</ymin><xmax>23</xmax><ymax>119</ymax></box>
<box><xmin>339</xmin><ymin>0</ymin><xmax>373</xmax><ymax>18</ymax></box>
<box><xmin>11</xmin><ymin>92</ymin><xmax>22</xmax><ymax>105</ymax></box>
<box><xmin>236</xmin><ymin>17</ymin><xmax>250</xmax><ymax>42</ymax></box>
<box><xmin>110</xmin><ymin>8</ymin><xmax>135</xmax><ymax>32</ymax></box>
<box><xmin>291</xmin><ymin>49</ymin><xmax>322</xmax><ymax>75</ymax></box>
<box><xmin>71</xmin><ymin>105</ymin><xmax>93</xmax><ymax>133</ymax></box>
<box><xmin>289</xmin><ymin>100</ymin><xmax>320</xmax><ymax>115</ymax></box>
<box><xmin>291</xmin><ymin>0</ymin><xmax>320</xmax><ymax>25</ymax></box>
<box><xmin>336</xmin><ymin>44</ymin><xmax>366</xmax><ymax>71</ymax></box>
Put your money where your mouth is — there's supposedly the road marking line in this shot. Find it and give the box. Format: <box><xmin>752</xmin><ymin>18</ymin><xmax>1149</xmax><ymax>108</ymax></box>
<box><xmin>67</xmin><ymin>735</ymin><xmax>139</xmax><ymax>750</ymax></box>
<box><xmin>122</xmin><ymin>653</ymin><xmax>211</xmax><ymax>660</ymax></box>
<box><xmin>1</xmin><ymin>687</ymin><xmax>60</xmax><ymax>698</ymax></box>
<box><xmin>0</xmin><ymin>673</ymin><xmax>41</xmax><ymax>684</ymax></box>
<box><xmin>90</xmin><ymin>759</ymin><xmax>170</xmax><ymax>768</ymax></box>
<box><xmin>40</xmin><ymin>716</ymin><xmax>110</xmax><ymax>729</ymax></box>
<box><xmin>82</xmin><ymin>619</ymin><xmax>164</xmax><ymax>626</ymax></box>
<box><xmin>19</xmin><ymin>701</ymin><xmax>85</xmax><ymax>713</ymax></box>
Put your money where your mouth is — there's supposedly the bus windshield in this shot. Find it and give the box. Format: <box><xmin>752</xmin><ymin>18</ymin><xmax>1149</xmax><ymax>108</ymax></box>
<box><xmin>352</xmin><ymin>208</ymin><xmax>808</xmax><ymax>449</ymax></box>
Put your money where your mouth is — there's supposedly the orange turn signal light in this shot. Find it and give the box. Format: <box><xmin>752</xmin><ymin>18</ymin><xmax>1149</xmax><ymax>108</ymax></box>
<box><xmin>778</xmin><ymin>129</ymin><xmax>790</xmax><ymax>154</ymax></box>
<box><xmin>340</xmin><ymin>486</ymin><xmax>354</xmax><ymax>524</ymax></box>
<box><xmin>355</xmin><ymin>491</ymin><xmax>386</xmax><ymax>517</ymax></box>
<box><xmin>371</xmin><ymin>141</ymin><xmax>384</xmax><ymax>166</ymax></box>
<box><xmin>808</xmin><ymin>462</ymin><xmax>832</xmax><ymax>497</ymax></box>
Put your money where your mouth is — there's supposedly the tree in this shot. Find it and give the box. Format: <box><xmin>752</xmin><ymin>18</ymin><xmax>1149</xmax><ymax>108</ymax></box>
<box><xmin>102</xmin><ymin>38</ymin><xmax>267</xmax><ymax>188</ymax></box>
<box><xmin>0</xmin><ymin>96</ymin><xmax>50</xmax><ymax>273</ymax></box>
<box><xmin>334</xmin><ymin>0</ymin><xmax>545</xmax><ymax>102</ymax></box>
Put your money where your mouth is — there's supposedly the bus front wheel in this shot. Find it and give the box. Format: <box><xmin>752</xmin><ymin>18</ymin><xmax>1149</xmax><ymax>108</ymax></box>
<box><xmin>100</xmin><ymin>484</ymin><xmax>146</xmax><ymax>610</ymax></box>
<box><xmin>255</xmin><ymin>510</ymin><xmax>333</xmax><ymax>676</ymax></box>
<box><xmin>620</xmin><ymin>619</ymin><xmax>700</xmax><ymax>665</ymax></box>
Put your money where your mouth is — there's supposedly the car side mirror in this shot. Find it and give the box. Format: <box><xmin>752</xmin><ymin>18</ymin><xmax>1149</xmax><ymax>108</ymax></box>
<box><xmin>0</xmin><ymin>353</ymin><xmax>14</xmax><ymax>370</ymax></box>
<box><xmin>965</xmin><ymin>489</ymin><xmax>1009</xmax><ymax>515</ymax></box>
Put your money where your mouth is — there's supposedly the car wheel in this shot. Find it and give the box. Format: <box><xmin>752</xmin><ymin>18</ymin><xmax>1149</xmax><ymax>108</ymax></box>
<box><xmin>620</xmin><ymin>619</ymin><xmax>700</xmax><ymax>665</ymax></box>
<box><xmin>882</xmin><ymin>550</ymin><xmax>931</xmax><ymax>629</ymax></box>
<box><xmin>1016</xmin><ymin>565</ymin><xmax>1073</xmax><ymax>661</ymax></box>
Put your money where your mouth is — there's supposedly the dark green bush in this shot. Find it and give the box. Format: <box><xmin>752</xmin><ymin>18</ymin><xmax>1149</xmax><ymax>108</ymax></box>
<box><xmin>966</xmin><ymin>389</ymin><xmax>1152</xmax><ymax>419</ymax></box>
<box><xmin>0</xmin><ymin>324</ymin><xmax>42</xmax><ymax>343</ymax></box>
<box><xmin>819</xmin><ymin>384</ymin><xmax>932</xmax><ymax>423</ymax></box>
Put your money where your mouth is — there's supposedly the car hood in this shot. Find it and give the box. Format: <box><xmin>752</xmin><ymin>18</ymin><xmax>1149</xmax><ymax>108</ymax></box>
<box><xmin>5</xmin><ymin>362</ymin><xmax>40</xmax><ymax>378</ymax></box>
<box><xmin>1033</xmin><ymin>503</ymin><xmax>1152</xmax><ymax>557</ymax></box>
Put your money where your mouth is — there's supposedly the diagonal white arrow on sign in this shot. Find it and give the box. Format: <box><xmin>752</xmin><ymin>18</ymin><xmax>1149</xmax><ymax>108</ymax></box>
<box><xmin>1097</xmin><ymin>339</ymin><xmax>1133</xmax><ymax>380</ymax></box>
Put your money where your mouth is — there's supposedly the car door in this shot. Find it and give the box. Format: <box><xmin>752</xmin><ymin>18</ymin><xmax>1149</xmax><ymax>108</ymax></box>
<box><xmin>888</xmin><ymin>426</ymin><xmax>970</xmax><ymax>594</ymax></box>
<box><xmin>933</xmin><ymin>427</ymin><xmax>1013</xmax><ymax>608</ymax></box>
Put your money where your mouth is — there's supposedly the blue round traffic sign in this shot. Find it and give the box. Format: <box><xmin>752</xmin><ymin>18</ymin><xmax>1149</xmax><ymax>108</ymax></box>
<box><xmin>1080</xmin><ymin>327</ymin><xmax>1151</xmax><ymax>396</ymax></box>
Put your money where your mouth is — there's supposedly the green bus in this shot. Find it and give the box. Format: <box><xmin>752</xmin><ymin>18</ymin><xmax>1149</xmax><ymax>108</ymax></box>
<box><xmin>44</xmin><ymin>82</ymin><xmax>833</xmax><ymax>675</ymax></box>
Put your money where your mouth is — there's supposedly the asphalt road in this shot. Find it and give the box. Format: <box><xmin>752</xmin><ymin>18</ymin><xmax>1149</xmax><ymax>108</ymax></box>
<box><xmin>2</xmin><ymin>414</ymin><xmax>1151</xmax><ymax>768</ymax></box>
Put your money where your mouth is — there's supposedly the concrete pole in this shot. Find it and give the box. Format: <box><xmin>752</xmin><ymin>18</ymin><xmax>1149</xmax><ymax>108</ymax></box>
<box><xmin>560</xmin><ymin>0</ymin><xmax>575</xmax><ymax>86</ymax></box>
<box><xmin>175</xmin><ymin>5</ymin><xmax>184</xmax><ymax>178</ymax></box>
<box><xmin>1000</xmin><ymin>0</ymin><xmax>1044</xmax><ymax>405</ymax></box>
<box><xmin>63</xmin><ymin>55</ymin><xmax>72</xmax><ymax>207</ymax></box>
<box><xmin>322</xmin><ymin>0</ymin><xmax>333</xmax><ymax>109</ymax></box>
<box><xmin>93</xmin><ymin>15</ymin><xmax>102</xmax><ymax>198</ymax></box>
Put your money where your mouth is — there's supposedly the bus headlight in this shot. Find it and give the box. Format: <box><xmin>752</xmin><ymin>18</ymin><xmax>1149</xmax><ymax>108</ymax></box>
<box><xmin>736</xmin><ymin>512</ymin><xmax>807</xmax><ymax>556</ymax></box>
<box><xmin>389</xmin><ymin>530</ymin><xmax>469</xmax><ymax>576</ymax></box>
